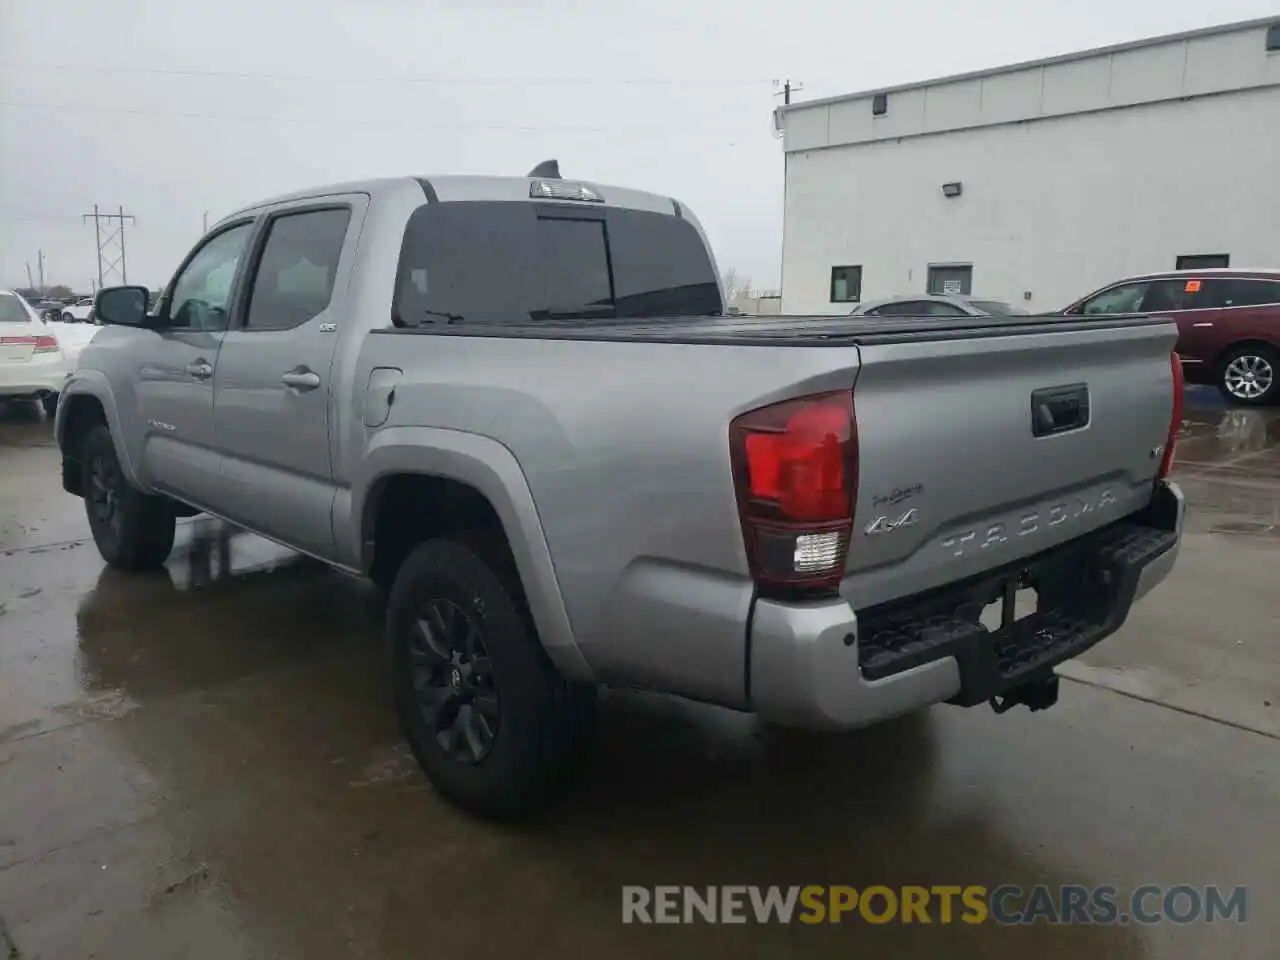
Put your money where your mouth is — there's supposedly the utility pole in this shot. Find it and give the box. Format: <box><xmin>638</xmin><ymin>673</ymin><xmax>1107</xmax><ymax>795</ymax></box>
<box><xmin>774</xmin><ymin>78</ymin><xmax>804</xmax><ymax>105</ymax></box>
<box><xmin>203</xmin><ymin>211</ymin><xmax>209</xmax><ymax>233</ymax></box>
<box><xmin>26</xmin><ymin>262</ymin><xmax>34</xmax><ymax>290</ymax></box>
<box><xmin>82</xmin><ymin>204</ymin><xmax>137</xmax><ymax>288</ymax></box>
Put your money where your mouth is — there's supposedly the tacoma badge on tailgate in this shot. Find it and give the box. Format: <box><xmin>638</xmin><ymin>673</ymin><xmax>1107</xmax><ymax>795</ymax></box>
<box><xmin>940</xmin><ymin>489</ymin><xmax>1117</xmax><ymax>557</ymax></box>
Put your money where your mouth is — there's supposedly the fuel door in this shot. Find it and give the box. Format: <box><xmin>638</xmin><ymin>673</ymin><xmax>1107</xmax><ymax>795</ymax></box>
<box><xmin>364</xmin><ymin>367</ymin><xmax>402</xmax><ymax>428</ymax></box>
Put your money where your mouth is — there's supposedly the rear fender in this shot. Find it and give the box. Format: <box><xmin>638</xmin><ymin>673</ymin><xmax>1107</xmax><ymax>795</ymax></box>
<box><xmin>350</xmin><ymin>426</ymin><xmax>593</xmax><ymax>682</ymax></box>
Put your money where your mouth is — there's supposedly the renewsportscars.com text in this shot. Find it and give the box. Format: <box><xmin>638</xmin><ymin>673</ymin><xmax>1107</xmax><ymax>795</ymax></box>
<box><xmin>621</xmin><ymin>884</ymin><xmax>1247</xmax><ymax>926</ymax></box>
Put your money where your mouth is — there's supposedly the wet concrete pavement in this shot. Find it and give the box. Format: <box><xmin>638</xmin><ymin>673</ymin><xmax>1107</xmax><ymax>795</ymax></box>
<box><xmin>2</xmin><ymin>390</ymin><xmax>1279</xmax><ymax>958</ymax></box>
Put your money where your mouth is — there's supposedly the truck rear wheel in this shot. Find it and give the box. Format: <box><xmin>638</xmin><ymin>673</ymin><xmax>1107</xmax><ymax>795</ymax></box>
<box><xmin>81</xmin><ymin>424</ymin><xmax>176</xmax><ymax>571</ymax></box>
<box><xmin>386</xmin><ymin>538</ymin><xmax>595</xmax><ymax>819</ymax></box>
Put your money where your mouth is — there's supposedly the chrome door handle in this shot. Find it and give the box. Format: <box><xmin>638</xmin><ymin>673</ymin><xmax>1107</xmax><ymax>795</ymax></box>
<box><xmin>281</xmin><ymin>369</ymin><xmax>321</xmax><ymax>391</ymax></box>
<box><xmin>186</xmin><ymin>360</ymin><xmax>213</xmax><ymax>380</ymax></box>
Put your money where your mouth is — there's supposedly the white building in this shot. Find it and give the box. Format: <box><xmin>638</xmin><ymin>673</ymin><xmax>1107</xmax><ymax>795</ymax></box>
<box><xmin>777</xmin><ymin>17</ymin><xmax>1280</xmax><ymax>314</ymax></box>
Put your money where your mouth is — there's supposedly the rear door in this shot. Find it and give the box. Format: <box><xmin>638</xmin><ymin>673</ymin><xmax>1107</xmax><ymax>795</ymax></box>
<box><xmin>211</xmin><ymin>197</ymin><xmax>365</xmax><ymax>557</ymax></box>
<box><xmin>1214</xmin><ymin>277</ymin><xmax>1280</xmax><ymax>355</ymax></box>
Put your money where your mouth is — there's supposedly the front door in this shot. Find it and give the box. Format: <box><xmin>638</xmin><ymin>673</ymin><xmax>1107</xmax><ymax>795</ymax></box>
<box><xmin>211</xmin><ymin>201</ymin><xmax>361</xmax><ymax>558</ymax></box>
<box><xmin>135</xmin><ymin>221</ymin><xmax>255</xmax><ymax>506</ymax></box>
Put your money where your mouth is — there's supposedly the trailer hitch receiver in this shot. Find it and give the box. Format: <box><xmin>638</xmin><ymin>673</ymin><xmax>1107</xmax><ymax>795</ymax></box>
<box><xmin>990</xmin><ymin>674</ymin><xmax>1060</xmax><ymax>714</ymax></box>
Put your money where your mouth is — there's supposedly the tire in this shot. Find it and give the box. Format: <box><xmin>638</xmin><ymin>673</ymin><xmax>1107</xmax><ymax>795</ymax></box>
<box><xmin>386</xmin><ymin>538</ymin><xmax>596</xmax><ymax>819</ymax></box>
<box><xmin>40</xmin><ymin>393</ymin><xmax>58</xmax><ymax>418</ymax></box>
<box><xmin>1217</xmin><ymin>345</ymin><xmax>1278</xmax><ymax>406</ymax></box>
<box><xmin>81</xmin><ymin>424</ymin><xmax>176</xmax><ymax>571</ymax></box>
<box><xmin>61</xmin><ymin>312</ymin><xmax>74</xmax><ymax>323</ymax></box>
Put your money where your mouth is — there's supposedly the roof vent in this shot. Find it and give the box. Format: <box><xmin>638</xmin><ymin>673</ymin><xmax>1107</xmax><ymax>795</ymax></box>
<box><xmin>527</xmin><ymin>159</ymin><xmax>561</xmax><ymax>179</ymax></box>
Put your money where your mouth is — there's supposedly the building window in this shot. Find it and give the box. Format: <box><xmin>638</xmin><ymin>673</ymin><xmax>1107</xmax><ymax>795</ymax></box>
<box><xmin>1176</xmin><ymin>254</ymin><xmax>1230</xmax><ymax>270</ymax></box>
<box><xmin>830</xmin><ymin>266</ymin><xmax>863</xmax><ymax>303</ymax></box>
<box><xmin>872</xmin><ymin>93</ymin><xmax>888</xmax><ymax>116</ymax></box>
<box><xmin>927</xmin><ymin>264</ymin><xmax>973</xmax><ymax>296</ymax></box>
<box><xmin>1267</xmin><ymin>24</ymin><xmax>1280</xmax><ymax>51</ymax></box>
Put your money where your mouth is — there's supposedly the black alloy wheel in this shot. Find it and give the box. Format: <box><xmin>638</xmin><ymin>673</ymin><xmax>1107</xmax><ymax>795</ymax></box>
<box><xmin>408</xmin><ymin>598</ymin><xmax>500</xmax><ymax>764</ymax></box>
<box><xmin>87</xmin><ymin>442</ymin><xmax>124</xmax><ymax>542</ymax></box>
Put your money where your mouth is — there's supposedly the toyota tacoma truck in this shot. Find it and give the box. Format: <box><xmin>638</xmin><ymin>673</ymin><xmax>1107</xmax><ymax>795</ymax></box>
<box><xmin>56</xmin><ymin>164</ymin><xmax>1185</xmax><ymax>818</ymax></box>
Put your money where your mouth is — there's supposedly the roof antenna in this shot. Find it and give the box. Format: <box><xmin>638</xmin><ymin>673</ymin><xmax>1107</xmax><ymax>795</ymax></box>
<box><xmin>527</xmin><ymin>159</ymin><xmax>560</xmax><ymax>179</ymax></box>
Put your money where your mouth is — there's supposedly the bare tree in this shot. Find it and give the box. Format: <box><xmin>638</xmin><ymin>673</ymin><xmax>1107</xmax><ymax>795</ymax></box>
<box><xmin>720</xmin><ymin>268</ymin><xmax>752</xmax><ymax>300</ymax></box>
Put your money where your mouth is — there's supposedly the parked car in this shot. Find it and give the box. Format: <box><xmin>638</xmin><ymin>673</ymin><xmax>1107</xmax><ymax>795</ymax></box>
<box><xmin>0</xmin><ymin>289</ymin><xmax>70</xmax><ymax>416</ymax></box>
<box><xmin>21</xmin><ymin>297</ymin><xmax>64</xmax><ymax>321</ymax></box>
<box><xmin>59</xmin><ymin>297</ymin><xmax>96</xmax><ymax>323</ymax></box>
<box><xmin>851</xmin><ymin>294</ymin><xmax>1027</xmax><ymax>317</ymax></box>
<box><xmin>57</xmin><ymin>169</ymin><xmax>1185</xmax><ymax>818</ymax></box>
<box><xmin>1064</xmin><ymin>269</ymin><xmax>1280</xmax><ymax>405</ymax></box>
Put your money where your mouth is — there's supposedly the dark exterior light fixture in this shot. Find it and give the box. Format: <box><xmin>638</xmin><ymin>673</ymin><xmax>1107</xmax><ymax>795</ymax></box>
<box><xmin>942</xmin><ymin>182</ymin><xmax>963</xmax><ymax>198</ymax></box>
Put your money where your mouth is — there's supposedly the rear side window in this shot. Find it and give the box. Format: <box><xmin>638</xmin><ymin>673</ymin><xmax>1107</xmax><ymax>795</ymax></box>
<box><xmin>393</xmin><ymin>201</ymin><xmax>721</xmax><ymax>326</ymax></box>
<box><xmin>245</xmin><ymin>208</ymin><xmax>351</xmax><ymax>331</ymax></box>
<box><xmin>969</xmin><ymin>299</ymin><xmax>1021</xmax><ymax>316</ymax></box>
<box><xmin>0</xmin><ymin>294</ymin><xmax>31</xmax><ymax>322</ymax></box>
<box><xmin>1221</xmin><ymin>280</ymin><xmax>1280</xmax><ymax>308</ymax></box>
<box><xmin>1138</xmin><ymin>278</ymin><xmax>1225</xmax><ymax>312</ymax></box>
<box><xmin>873</xmin><ymin>301</ymin><xmax>930</xmax><ymax>316</ymax></box>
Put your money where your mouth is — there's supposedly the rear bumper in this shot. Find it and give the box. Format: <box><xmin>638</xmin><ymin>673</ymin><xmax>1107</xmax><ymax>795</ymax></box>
<box><xmin>0</xmin><ymin>354</ymin><xmax>68</xmax><ymax>397</ymax></box>
<box><xmin>749</xmin><ymin>480</ymin><xmax>1184</xmax><ymax>729</ymax></box>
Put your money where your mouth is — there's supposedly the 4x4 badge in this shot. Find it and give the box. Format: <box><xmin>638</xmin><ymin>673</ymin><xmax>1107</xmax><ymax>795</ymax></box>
<box><xmin>865</xmin><ymin>508</ymin><xmax>919</xmax><ymax>536</ymax></box>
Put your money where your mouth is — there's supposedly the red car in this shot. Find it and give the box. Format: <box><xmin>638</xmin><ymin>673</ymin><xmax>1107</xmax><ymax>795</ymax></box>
<box><xmin>1064</xmin><ymin>269</ymin><xmax>1280</xmax><ymax>405</ymax></box>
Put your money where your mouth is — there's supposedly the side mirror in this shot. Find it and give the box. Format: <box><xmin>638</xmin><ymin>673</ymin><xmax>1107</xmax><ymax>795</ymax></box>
<box><xmin>94</xmin><ymin>286</ymin><xmax>150</xmax><ymax>327</ymax></box>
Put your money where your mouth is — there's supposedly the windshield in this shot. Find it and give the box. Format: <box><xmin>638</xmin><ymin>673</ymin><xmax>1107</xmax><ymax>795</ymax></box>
<box><xmin>969</xmin><ymin>299</ymin><xmax>1021</xmax><ymax>316</ymax></box>
<box><xmin>393</xmin><ymin>201</ymin><xmax>722</xmax><ymax>326</ymax></box>
<box><xmin>0</xmin><ymin>294</ymin><xmax>32</xmax><ymax>322</ymax></box>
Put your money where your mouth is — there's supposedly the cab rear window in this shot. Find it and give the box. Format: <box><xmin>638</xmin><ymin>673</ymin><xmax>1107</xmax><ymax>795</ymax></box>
<box><xmin>392</xmin><ymin>201</ymin><xmax>722</xmax><ymax>327</ymax></box>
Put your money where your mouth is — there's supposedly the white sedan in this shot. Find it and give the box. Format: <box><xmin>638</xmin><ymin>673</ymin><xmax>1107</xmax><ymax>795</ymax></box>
<box><xmin>60</xmin><ymin>297</ymin><xmax>96</xmax><ymax>322</ymax></box>
<box><xmin>1</xmin><ymin>289</ymin><xmax>71</xmax><ymax>417</ymax></box>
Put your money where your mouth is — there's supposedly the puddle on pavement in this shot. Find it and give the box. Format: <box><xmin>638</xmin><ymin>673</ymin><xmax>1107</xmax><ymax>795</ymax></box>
<box><xmin>0</xmin><ymin>399</ymin><xmax>57</xmax><ymax>448</ymax></box>
<box><xmin>1178</xmin><ymin>407</ymin><xmax>1280</xmax><ymax>464</ymax></box>
<box><xmin>71</xmin><ymin>519</ymin><xmax>384</xmax><ymax>706</ymax></box>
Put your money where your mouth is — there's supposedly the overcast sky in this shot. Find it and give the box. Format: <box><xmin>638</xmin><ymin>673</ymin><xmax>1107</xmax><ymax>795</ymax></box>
<box><xmin>2</xmin><ymin>0</ymin><xmax>1276</xmax><ymax>293</ymax></box>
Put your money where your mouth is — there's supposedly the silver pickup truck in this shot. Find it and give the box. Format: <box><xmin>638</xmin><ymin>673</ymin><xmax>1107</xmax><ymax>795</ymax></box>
<box><xmin>57</xmin><ymin>165</ymin><xmax>1185</xmax><ymax>818</ymax></box>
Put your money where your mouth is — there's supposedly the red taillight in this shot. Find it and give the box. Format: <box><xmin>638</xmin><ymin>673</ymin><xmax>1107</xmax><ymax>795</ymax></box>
<box><xmin>0</xmin><ymin>334</ymin><xmax>59</xmax><ymax>353</ymax></box>
<box><xmin>1158</xmin><ymin>351</ymin><xmax>1183</xmax><ymax>480</ymax></box>
<box><xmin>730</xmin><ymin>391</ymin><xmax>857</xmax><ymax>591</ymax></box>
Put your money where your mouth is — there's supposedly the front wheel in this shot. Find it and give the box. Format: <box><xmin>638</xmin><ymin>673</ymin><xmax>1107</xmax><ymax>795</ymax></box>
<box><xmin>61</xmin><ymin>312</ymin><xmax>74</xmax><ymax>323</ymax></box>
<box><xmin>1218</xmin><ymin>345</ymin><xmax>1278</xmax><ymax>406</ymax></box>
<box><xmin>81</xmin><ymin>424</ymin><xmax>176</xmax><ymax>570</ymax></box>
<box><xmin>386</xmin><ymin>538</ymin><xmax>595</xmax><ymax>819</ymax></box>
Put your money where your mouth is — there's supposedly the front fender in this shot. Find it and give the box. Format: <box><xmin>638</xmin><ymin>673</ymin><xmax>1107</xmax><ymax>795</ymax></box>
<box><xmin>346</xmin><ymin>426</ymin><xmax>594</xmax><ymax>683</ymax></box>
<box><xmin>55</xmin><ymin>371</ymin><xmax>146</xmax><ymax>489</ymax></box>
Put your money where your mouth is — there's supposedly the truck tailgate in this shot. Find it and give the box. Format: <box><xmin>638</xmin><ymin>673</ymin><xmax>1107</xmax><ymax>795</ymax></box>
<box><xmin>844</xmin><ymin>317</ymin><xmax>1178</xmax><ymax>610</ymax></box>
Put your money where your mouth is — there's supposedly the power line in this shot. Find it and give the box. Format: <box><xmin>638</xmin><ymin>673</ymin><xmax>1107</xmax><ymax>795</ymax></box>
<box><xmin>0</xmin><ymin>100</ymin><xmax>756</xmax><ymax>139</ymax></box>
<box><xmin>3</xmin><ymin>62</ymin><xmax>776</xmax><ymax>89</ymax></box>
<box><xmin>83</xmin><ymin>205</ymin><xmax>135</xmax><ymax>288</ymax></box>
